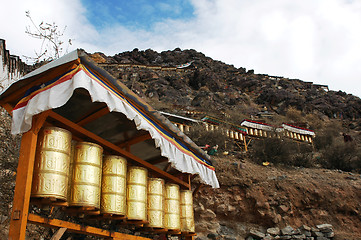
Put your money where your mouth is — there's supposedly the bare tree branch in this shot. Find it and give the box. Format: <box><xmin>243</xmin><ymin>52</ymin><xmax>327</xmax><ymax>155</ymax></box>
<box><xmin>24</xmin><ymin>11</ymin><xmax>73</xmax><ymax>64</ymax></box>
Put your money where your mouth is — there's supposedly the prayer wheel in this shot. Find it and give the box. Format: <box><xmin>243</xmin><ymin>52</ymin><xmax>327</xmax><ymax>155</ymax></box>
<box><xmin>164</xmin><ymin>183</ymin><xmax>181</xmax><ymax>230</ymax></box>
<box><xmin>101</xmin><ymin>155</ymin><xmax>127</xmax><ymax>215</ymax></box>
<box><xmin>180</xmin><ymin>190</ymin><xmax>195</xmax><ymax>233</ymax></box>
<box><xmin>147</xmin><ymin>178</ymin><xmax>165</xmax><ymax>228</ymax></box>
<box><xmin>31</xmin><ymin>127</ymin><xmax>72</xmax><ymax>201</ymax></box>
<box><xmin>229</xmin><ymin>131</ymin><xmax>234</xmax><ymax>139</ymax></box>
<box><xmin>249</xmin><ymin>128</ymin><xmax>254</xmax><ymax>135</ymax></box>
<box><xmin>234</xmin><ymin>132</ymin><xmax>239</xmax><ymax>140</ymax></box>
<box><xmin>185</xmin><ymin>125</ymin><xmax>190</xmax><ymax>132</ymax></box>
<box><xmin>69</xmin><ymin>142</ymin><xmax>103</xmax><ymax>209</ymax></box>
<box><xmin>127</xmin><ymin>166</ymin><xmax>148</xmax><ymax>220</ymax></box>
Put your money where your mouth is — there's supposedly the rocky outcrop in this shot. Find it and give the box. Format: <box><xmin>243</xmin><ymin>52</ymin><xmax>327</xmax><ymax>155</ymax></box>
<box><xmin>246</xmin><ymin>224</ymin><xmax>334</xmax><ymax>240</ymax></box>
<box><xmin>193</xmin><ymin>158</ymin><xmax>361</xmax><ymax>240</ymax></box>
<box><xmin>90</xmin><ymin>48</ymin><xmax>361</xmax><ymax>121</ymax></box>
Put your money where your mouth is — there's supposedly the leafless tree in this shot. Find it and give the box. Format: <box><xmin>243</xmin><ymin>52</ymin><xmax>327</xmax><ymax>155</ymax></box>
<box><xmin>24</xmin><ymin>11</ymin><xmax>72</xmax><ymax>63</ymax></box>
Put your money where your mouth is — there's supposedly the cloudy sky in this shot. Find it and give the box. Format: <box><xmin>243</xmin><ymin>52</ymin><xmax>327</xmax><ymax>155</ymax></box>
<box><xmin>2</xmin><ymin>0</ymin><xmax>361</xmax><ymax>97</ymax></box>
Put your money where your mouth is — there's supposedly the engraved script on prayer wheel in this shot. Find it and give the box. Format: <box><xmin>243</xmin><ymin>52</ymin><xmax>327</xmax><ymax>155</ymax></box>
<box><xmin>126</xmin><ymin>166</ymin><xmax>148</xmax><ymax>220</ymax></box>
<box><xmin>147</xmin><ymin>178</ymin><xmax>165</xmax><ymax>228</ymax></box>
<box><xmin>180</xmin><ymin>190</ymin><xmax>195</xmax><ymax>233</ymax></box>
<box><xmin>69</xmin><ymin>142</ymin><xmax>103</xmax><ymax>209</ymax></box>
<box><xmin>101</xmin><ymin>155</ymin><xmax>127</xmax><ymax>215</ymax></box>
<box><xmin>164</xmin><ymin>183</ymin><xmax>181</xmax><ymax>230</ymax></box>
<box><xmin>31</xmin><ymin>127</ymin><xmax>72</xmax><ymax>201</ymax></box>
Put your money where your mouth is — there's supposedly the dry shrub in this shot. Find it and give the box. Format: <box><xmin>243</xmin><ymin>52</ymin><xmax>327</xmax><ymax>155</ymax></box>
<box><xmin>286</xmin><ymin>107</ymin><xmax>305</xmax><ymax>123</ymax></box>
<box><xmin>319</xmin><ymin>141</ymin><xmax>361</xmax><ymax>172</ymax></box>
<box><xmin>305</xmin><ymin>112</ymin><xmax>324</xmax><ymax>130</ymax></box>
<box><xmin>313</xmin><ymin>121</ymin><xmax>343</xmax><ymax>150</ymax></box>
<box><xmin>251</xmin><ymin>137</ymin><xmax>314</xmax><ymax>167</ymax></box>
<box><xmin>186</xmin><ymin>123</ymin><xmax>227</xmax><ymax>151</ymax></box>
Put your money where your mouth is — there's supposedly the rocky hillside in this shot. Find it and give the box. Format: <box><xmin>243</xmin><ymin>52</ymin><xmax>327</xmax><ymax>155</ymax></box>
<box><xmin>89</xmin><ymin>48</ymin><xmax>361</xmax><ymax>240</ymax></box>
<box><xmin>193</xmin><ymin>156</ymin><xmax>361</xmax><ymax>240</ymax></box>
<box><xmin>90</xmin><ymin>48</ymin><xmax>361</xmax><ymax>125</ymax></box>
<box><xmin>0</xmin><ymin>47</ymin><xmax>360</xmax><ymax>239</ymax></box>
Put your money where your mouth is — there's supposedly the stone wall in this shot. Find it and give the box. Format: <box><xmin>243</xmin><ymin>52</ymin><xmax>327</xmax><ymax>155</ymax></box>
<box><xmin>0</xmin><ymin>39</ymin><xmax>27</xmax><ymax>93</ymax></box>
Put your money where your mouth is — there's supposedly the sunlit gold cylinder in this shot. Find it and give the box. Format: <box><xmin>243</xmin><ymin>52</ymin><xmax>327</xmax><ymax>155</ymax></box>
<box><xmin>31</xmin><ymin>127</ymin><xmax>72</xmax><ymax>201</ymax></box>
<box><xmin>126</xmin><ymin>166</ymin><xmax>148</xmax><ymax>220</ymax></box>
<box><xmin>164</xmin><ymin>184</ymin><xmax>181</xmax><ymax>230</ymax></box>
<box><xmin>101</xmin><ymin>155</ymin><xmax>127</xmax><ymax>215</ymax></box>
<box><xmin>69</xmin><ymin>142</ymin><xmax>103</xmax><ymax>209</ymax></box>
<box><xmin>180</xmin><ymin>190</ymin><xmax>195</xmax><ymax>233</ymax></box>
<box><xmin>147</xmin><ymin>178</ymin><xmax>165</xmax><ymax>228</ymax></box>
<box><xmin>67</xmin><ymin>140</ymin><xmax>77</xmax><ymax>202</ymax></box>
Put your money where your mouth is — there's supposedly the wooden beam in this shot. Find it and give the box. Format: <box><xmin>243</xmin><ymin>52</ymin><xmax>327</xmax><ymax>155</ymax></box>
<box><xmin>76</xmin><ymin>106</ymin><xmax>109</xmax><ymax>126</ymax></box>
<box><xmin>193</xmin><ymin>184</ymin><xmax>204</xmax><ymax>197</ymax></box>
<box><xmin>0</xmin><ymin>102</ymin><xmax>14</xmax><ymax>115</ymax></box>
<box><xmin>28</xmin><ymin>214</ymin><xmax>150</xmax><ymax>240</ymax></box>
<box><xmin>8</xmin><ymin>111</ymin><xmax>50</xmax><ymax>240</ymax></box>
<box><xmin>146</xmin><ymin>156</ymin><xmax>168</xmax><ymax>165</ymax></box>
<box><xmin>118</xmin><ymin>133</ymin><xmax>152</xmax><ymax>148</ymax></box>
<box><xmin>163</xmin><ymin>163</ymin><xmax>172</xmax><ymax>172</ymax></box>
<box><xmin>47</xmin><ymin>111</ymin><xmax>190</xmax><ymax>189</ymax></box>
<box><xmin>0</xmin><ymin>61</ymin><xmax>80</xmax><ymax>105</ymax></box>
<box><xmin>50</xmin><ymin>227</ymin><xmax>67</xmax><ymax>240</ymax></box>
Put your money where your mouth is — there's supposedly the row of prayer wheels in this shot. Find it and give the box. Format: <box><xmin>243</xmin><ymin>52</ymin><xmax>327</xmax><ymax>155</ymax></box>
<box><xmin>285</xmin><ymin>130</ymin><xmax>313</xmax><ymax>143</ymax></box>
<box><xmin>30</xmin><ymin>127</ymin><xmax>195</xmax><ymax>232</ymax></box>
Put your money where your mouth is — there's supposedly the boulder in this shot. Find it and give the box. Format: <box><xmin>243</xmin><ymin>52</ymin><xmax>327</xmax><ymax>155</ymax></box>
<box><xmin>267</xmin><ymin>227</ymin><xmax>280</xmax><ymax>236</ymax></box>
<box><xmin>281</xmin><ymin>226</ymin><xmax>294</xmax><ymax>235</ymax></box>
<box><xmin>249</xmin><ymin>229</ymin><xmax>265</xmax><ymax>239</ymax></box>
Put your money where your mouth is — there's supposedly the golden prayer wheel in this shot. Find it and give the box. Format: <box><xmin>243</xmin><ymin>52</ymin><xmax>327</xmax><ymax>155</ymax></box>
<box><xmin>31</xmin><ymin>127</ymin><xmax>72</xmax><ymax>201</ymax></box>
<box><xmin>249</xmin><ymin>129</ymin><xmax>254</xmax><ymax>135</ymax></box>
<box><xmin>67</xmin><ymin>140</ymin><xmax>77</xmax><ymax>202</ymax></box>
<box><xmin>101</xmin><ymin>155</ymin><xmax>127</xmax><ymax>215</ymax></box>
<box><xmin>126</xmin><ymin>166</ymin><xmax>148</xmax><ymax>220</ymax></box>
<box><xmin>147</xmin><ymin>178</ymin><xmax>165</xmax><ymax>228</ymax></box>
<box><xmin>69</xmin><ymin>142</ymin><xmax>103</xmax><ymax>209</ymax></box>
<box><xmin>229</xmin><ymin>131</ymin><xmax>234</xmax><ymax>139</ymax></box>
<box><xmin>180</xmin><ymin>190</ymin><xmax>195</xmax><ymax>233</ymax></box>
<box><xmin>164</xmin><ymin>183</ymin><xmax>181</xmax><ymax>230</ymax></box>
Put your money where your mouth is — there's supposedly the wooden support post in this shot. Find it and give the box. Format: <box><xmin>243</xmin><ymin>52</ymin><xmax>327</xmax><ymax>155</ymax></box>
<box><xmin>193</xmin><ymin>184</ymin><xmax>204</xmax><ymax>197</ymax></box>
<box><xmin>243</xmin><ymin>137</ymin><xmax>248</xmax><ymax>152</ymax></box>
<box><xmin>8</xmin><ymin>112</ymin><xmax>49</xmax><ymax>240</ymax></box>
<box><xmin>28</xmin><ymin>214</ymin><xmax>150</xmax><ymax>240</ymax></box>
<box><xmin>50</xmin><ymin>227</ymin><xmax>67</xmax><ymax>240</ymax></box>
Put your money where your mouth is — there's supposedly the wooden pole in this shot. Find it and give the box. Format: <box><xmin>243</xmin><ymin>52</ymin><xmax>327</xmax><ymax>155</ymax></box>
<box><xmin>50</xmin><ymin>227</ymin><xmax>67</xmax><ymax>240</ymax></box>
<box><xmin>243</xmin><ymin>137</ymin><xmax>248</xmax><ymax>152</ymax></box>
<box><xmin>8</xmin><ymin>112</ymin><xmax>49</xmax><ymax>240</ymax></box>
<box><xmin>28</xmin><ymin>214</ymin><xmax>150</xmax><ymax>240</ymax></box>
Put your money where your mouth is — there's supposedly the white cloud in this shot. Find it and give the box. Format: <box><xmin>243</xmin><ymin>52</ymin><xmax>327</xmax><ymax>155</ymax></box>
<box><xmin>1</xmin><ymin>0</ymin><xmax>361</xmax><ymax>97</ymax></box>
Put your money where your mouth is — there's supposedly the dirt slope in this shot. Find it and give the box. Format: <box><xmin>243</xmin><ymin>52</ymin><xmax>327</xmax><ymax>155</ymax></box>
<box><xmin>194</xmin><ymin>156</ymin><xmax>361</xmax><ymax>240</ymax></box>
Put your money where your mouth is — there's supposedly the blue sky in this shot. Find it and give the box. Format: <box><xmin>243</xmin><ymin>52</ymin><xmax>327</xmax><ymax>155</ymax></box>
<box><xmin>2</xmin><ymin>0</ymin><xmax>361</xmax><ymax>98</ymax></box>
<box><xmin>81</xmin><ymin>0</ymin><xmax>195</xmax><ymax>30</ymax></box>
